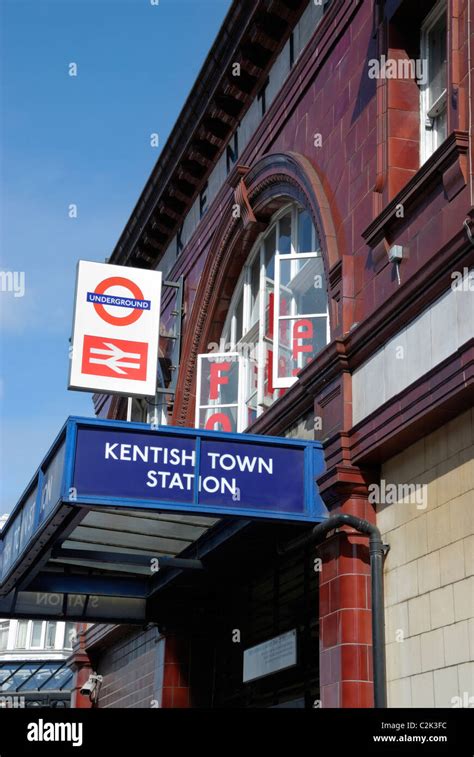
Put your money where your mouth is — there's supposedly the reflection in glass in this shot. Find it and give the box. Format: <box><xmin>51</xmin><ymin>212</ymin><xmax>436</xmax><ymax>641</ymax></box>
<box><xmin>297</xmin><ymin>209</ymin><xmax>313</xmax><ymax>252</ymax></box>
<box><xmin>16</xmin><ymin>621</ymin><xmax>28</xmax><ymax>649</ymax></box>
<box><xmin>278</xmin><ymin>214</ymin><xmax>292</xmax><ymax>254</ymax></box>
<box><xmin>30</xmin><ymin>621</ymin><xmax>43</xmax><ymax>648</ymax></box>
<box><xmin>250</xmin><ymin>256</ymin><xmax>261</xmax><ymax>327</ymax></box>
<box><xmin>292</xmin><ymin>256</ymin><xmax>327</xmax><ymax>314</ymax></box>
<box><xmin>428</xmin><ymin>13</ymin><xmax>447</xmax><ymax>107</ymax></box>
<box><xmin>9</xmin><ymin>664</ymin><xmax>42</xmax><ymax>691</ymax></box>
<box><xmin>41</xmin><ymin>665</ymin><xmax>74</xmax><ymax>691</ymax></box>
<box><xmin>199</xmin><ymin>406</ymin><xmax>238</xmax><ymax>433</ymax></box>
<box><xmin>234</xmin><ymin>291</ymin><xmax>243</xmax><ymax>344</ymax></box>
<box><xmin>277</xmin><ymin>316</ymin><xmax>328</xmax><ymax>379</ymax></box>
<box><xmin>0</xmin><ymin>664</ymin><xmax>19</xmax><ymax>689</ymax></box>
<box><xmin>21</xmin><ymin>663</ymin><xmax>57</xmax><ymax>691</ymax></box>
<box><xmin>264</xmin><ymin>227</ymin><xmax>276</xmax><ymax>280</ymax></box>
<box><xmin>64</xmin><ymin>622</ymin><xmax>76</xmax><ymax>650</ymax></box>
<box><xmin>45</xmin><ymin>622</ymin><xmax>56</xmax><ymax>650</ymax></box>
<box><xmin>200</xmin><ymin>356</ymin><xmax>239</xmax><ymax>407</ymax></box>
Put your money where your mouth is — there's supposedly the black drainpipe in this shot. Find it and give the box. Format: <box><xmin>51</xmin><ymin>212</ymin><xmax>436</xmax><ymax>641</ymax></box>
<box><xmin>278</xmin><ymin>513</ymin><xmax>389</xmax><ymax>708</ymax></box>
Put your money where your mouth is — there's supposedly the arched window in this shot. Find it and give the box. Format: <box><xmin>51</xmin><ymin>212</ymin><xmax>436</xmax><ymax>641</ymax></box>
<box><xmin>196</xmin><ymin>204</ymin><xmax>329</xmax><ymax>433</ymax></box>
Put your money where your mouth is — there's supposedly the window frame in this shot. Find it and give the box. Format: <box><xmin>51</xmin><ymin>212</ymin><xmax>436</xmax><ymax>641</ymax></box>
<box><xmin>0</xmin><ymin>621</ymin><xmax>9</xmax><ymax>651</ymax></box>
<box><xmin>29</xmin><ymin>620</ymin><xmax>44</xmax><ymax>649</ymax></box>
<box><xmin>16</xmin><ymin>620</ymin><xmax>29</xmax><ymax>649</ymax></box>
<box><xmin>45</xmin><ymin>621</ymin><xmax>57</xmax><ymax>650</ymax></box>
<box><xmin>420</xmin><ymin>0</ymin><xmax>448</xmax><ymax>164</ymax></box>
<box><xmin>195</xmin><ymin>351</ymin><xmax>244</xmax><ymax>432</ymax></box>
<box><xmin>273</xmin><ymin>245</ymin><xmax>330</xmax><ymax>389</ymax></box>
<box><xmin>64</xmin><ymin>622</ymin><xmax>77</xmax><ymax>650</ymax></box>
<box><xmin>198</xmin><ymin>203</ymin><xmax>329</xmax><ymax>430</ymax></box>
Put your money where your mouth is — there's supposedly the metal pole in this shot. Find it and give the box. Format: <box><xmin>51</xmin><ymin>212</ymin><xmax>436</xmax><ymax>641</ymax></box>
<box><xmin>369</xmin><ymin>532</ymin><xmax>387</xmax><ymax>708</ymax></box>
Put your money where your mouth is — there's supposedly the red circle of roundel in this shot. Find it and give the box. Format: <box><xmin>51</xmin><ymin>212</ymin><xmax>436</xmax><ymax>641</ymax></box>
<box><xmin>93</xmin><ymin>276</ymin><xmax>146</xmax><ymax>326</ymax></box>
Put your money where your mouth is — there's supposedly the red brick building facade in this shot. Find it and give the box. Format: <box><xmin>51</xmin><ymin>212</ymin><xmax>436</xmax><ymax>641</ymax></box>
<box><xmin>75</xmin><ymin>0</ymin><xmax>474</xmax><ymax>708</ymax></box>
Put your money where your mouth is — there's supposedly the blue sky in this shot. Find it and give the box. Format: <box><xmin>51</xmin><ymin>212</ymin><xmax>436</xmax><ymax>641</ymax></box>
<box><xmin>0</xmin><ymin>0</ymin><xmax>232</xmax><ymax>510</ymax></box>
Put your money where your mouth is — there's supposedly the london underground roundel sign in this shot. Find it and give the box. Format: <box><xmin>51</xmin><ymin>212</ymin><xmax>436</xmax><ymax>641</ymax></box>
<box><xmin>91</xmin><ymin>276</ymin><xmax>149</xmax><ymax>326</ymax></box>
<box><xmin>68</xmin><ymin>260</ymin><xmax>162</xmax><ymax>398</ymax></box>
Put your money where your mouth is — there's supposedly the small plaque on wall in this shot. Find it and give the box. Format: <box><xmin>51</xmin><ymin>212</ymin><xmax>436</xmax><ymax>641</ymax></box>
<box><xmin>243</xmin><ymin>629</ymin><xmax>297</xmax><ymax>683</ymax></box>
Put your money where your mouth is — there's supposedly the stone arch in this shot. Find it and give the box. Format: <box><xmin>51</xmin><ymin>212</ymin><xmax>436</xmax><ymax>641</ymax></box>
<box><xmin>172</xmin><ymin>151</ymin><xmax>340</xmax><ymax>426</ymax></box>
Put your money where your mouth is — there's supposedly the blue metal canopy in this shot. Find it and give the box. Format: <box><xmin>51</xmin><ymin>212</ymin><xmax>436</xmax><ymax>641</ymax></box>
<box><xmin>0</xmin><ymin>417</ymin><xmax>327</xmax><ymax>621</ymax></box>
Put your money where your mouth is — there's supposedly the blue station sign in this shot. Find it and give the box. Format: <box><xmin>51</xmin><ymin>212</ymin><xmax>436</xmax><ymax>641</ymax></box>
<box><xmin>0</xmin><ymin>417</ymin><xmax>327</xmax><ymax>589</ymax></box>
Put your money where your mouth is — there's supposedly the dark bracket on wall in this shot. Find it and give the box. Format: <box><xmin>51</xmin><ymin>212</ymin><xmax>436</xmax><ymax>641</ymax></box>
<box><xmin>156</xmin><ymin>275</ymin><xmax>184</xmax><ymax>397</ymax></box>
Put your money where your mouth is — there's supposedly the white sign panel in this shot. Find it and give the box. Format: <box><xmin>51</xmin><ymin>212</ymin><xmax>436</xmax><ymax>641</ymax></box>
<box><xmin>69</xmin><ymin>261</ymin><xmax>162</xmax><ymax>398</ymax></box>
<box><xmin>243</xmin><ymin>629</ymin><xmax>297</xmax><ymax>683</ymax></box>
